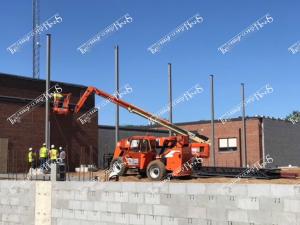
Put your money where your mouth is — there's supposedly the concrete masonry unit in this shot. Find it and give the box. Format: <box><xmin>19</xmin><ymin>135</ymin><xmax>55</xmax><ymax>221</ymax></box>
<box><xmin>0</xmin><ymin>181</ymin><xmax>300</xmax><ymax>225</ymax></box>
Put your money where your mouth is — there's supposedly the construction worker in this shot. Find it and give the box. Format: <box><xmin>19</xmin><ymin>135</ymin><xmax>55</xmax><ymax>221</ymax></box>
<box><xmin>59</xmin><ymin>146</ymin><xmax>66</xmax><ymax>163</ymax></box>
<box><xmin>39</xmin><ymin>143</ymin><xmax>48</xmax><ymax>169</ymax></box>
<box><xmin>50</xmin><ymin>145</ymin><xmax>59</xmax><ymax>164</ymax></box>
<box><xmin>28</xmin><ymin>147</ymin><xmax>35</xmax><ymax>169</ymax></box>
<box><xmin>53</xmin><ymin>92</ymin><xmax>63</xmax><ymax>108</ymax></box>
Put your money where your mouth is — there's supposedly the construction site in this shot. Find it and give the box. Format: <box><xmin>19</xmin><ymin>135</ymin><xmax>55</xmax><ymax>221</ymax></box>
<box><xmin>1</xmin><ymin>1</ymin><xmax>300</xmax><ymax>225</ymax></box>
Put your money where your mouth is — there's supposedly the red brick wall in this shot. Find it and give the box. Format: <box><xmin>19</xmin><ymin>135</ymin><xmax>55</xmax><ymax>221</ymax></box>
<box><xmin>0</xmin><ymin>74</ymin><xmax>98</xmax><ymax>172</ymax></box>
<box><xmin>163</xmin><ymin>119</ymin><xmax>262</xmax><ymax>167</ymax></box>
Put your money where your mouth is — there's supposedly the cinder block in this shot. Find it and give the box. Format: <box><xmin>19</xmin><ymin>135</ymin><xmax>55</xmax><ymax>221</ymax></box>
<box><xmin>150</xmin><ymin>182</ymin><xmax>169</xmax><ymax>194</ymax></box>
<box><xmin>128</xmin><ymin>192</ymin><xmax>144</xmax><ymax>203</ymax></box>
<box><xmin>53</xmin><ymin>199</ymin><xmax>69</xmax><ymax>209</ymax></box>
<box><xmin>86</xmin><ymin>210</ymin><xmax>101</xmax><ymax>221</ymax></box>
<box><xmin>177</xmin><ymin>218</ymin><xmax>199</xmax><ymax>225</ymax></box>
<box><xmin>137</xmin><ymin>204</ymin><xmax>153</xmax><ymax>215</ymax></box>
<box><xmin>248</xmin><ymin>210</ymin><xmax>272</xmax><ymax>224</ymax></box>
<box><xmin>114</xmin><ymin>213</ymin><xmax>129</xmax><ymax>224</ymax></box>
<box><xmin>153</xmin><ymin>205</ymin><xmax>170</xmax><ymax>216</ymax></box>
<box><xmin>206</xmin><ymin>208</ymin><xmax>227</xmax><ymax>221</ymax></box>
<box><xmin>114</xmin><ymin>192</ymin><xmax>129</xmax><ymax>202</ymax></box>
<box><xmin>122</xmin><ymin>182</ymin><xmax>137</xmax><ymax>192</ymax></box>
<box><xmin>227</xmin><ymin>210</ymin><xmax>248</xmax><ymax>223</ymax></box>
<box><xmin>196</xmin><ymin>195</ymin><xmax>218</xmax><ymax>208</ymax></box>
<box><xmin>107</xmin><ymin>202</ymin><xmax>122</xmax><ymax>213</ymax></box>
<box><xmin>129</xmin><ymin>214</ymin><xmax>145</xmax><ymax>225</ymax></box>
<box><xmin>68</xmin><ymin>200</ymin><xmax>81</xmax><ymax>210</ymax></box>
<box><xmin>100</xmin><ymin>211</ymin><xmax>114</xmax><ymax>223</ymax></box>
<box><xmin>101</xmin><ymin>191</ymin><xmax>114</xmax><ymax>202</ymax></box>
<box><xmin>247</xmin><ymin>184</ymin><xmax>270</xmax><ymax>197</ymax></box>
<box><xmin>136</xmin><ymin>183</ymin><xmax>153</xmax><ymax>193</ymax></box>
<box><xmin>237</xmin><ymin>197</ymin><xmax>259</xmax><ymax>210</ymax></box>
<box><xmin>74</xmin><ymin>190</ymin><xmax>88</xmax><ymax>201</ymax></box>
<box><xmin>271</xmin><ymin>185</ymin><xmax>295</xmax><ymax>197</ymax></box>
<box><xmin>62</xmin><ymin>209</ymin><xmax>75</xmax><ymax>219</ymax></box>
<box><xmin>56</xmin><ymin>218</ymin><xmax>81</xmax><ymax>225</ymax></box>
<box><xmin>145</xmin><ymin>215</ymin><xmax>162</xmax><ymax>225</ymax></box>
<box><xmin>145</xmin><ymin>193</ymin><xmax>160</xmax><ymax>205</ymax></box>
<box><xmin>161</xmin><ymin>216</ymin><xmax>179</xmax><ymax>225</ymax></box>
<box><xmin>216</xmin><ymin>195</ymin><xmax>238</xmax><ymax>209</ymax></box>
<box><xmin>160</xmin><ymin>194</ymin><xmax>187</xmax><ymax>206</ymax></box>
<box><xmin>121</xmin><ymin>203</ymin><xmax>137</xmax><ymax>214</ymax></box>
<box><xmin>73</xmin><ymin>209</ymin><xmax>88</xmax><ymax>220</ymax></box>
<box><xmin>81</xmin><ymin>201</ymin><xmax>94</xmax><ymax>211</ymax></box>
<box><xmin>94</xmin><ymin>202</ymin><xmax>107</xmax><ymax>211</ymax></box>
<box><xmin>169</xmin><ymin>183</ymin><xmax>186</xmax><ymax>194</ymax></box>
<box><xmin>284</xmin><ymin>199</ymin><xmax>300</xmax><ymax>213</ymax></box>
<box><xmin>52</xmin><ymin>208</ymin><xmax>63</xmax><ymax>218</ymax></box>
<box><xmin>169</xmin><ymin>204</ymin><xmax>187</xmax><ymax>217</ymax></box>
<box><xmin>259</xmin><ymin>197</ymin><xmax>283</xmax><ymax>211</ymax></box>
<box><xmin>103</xmin><ymin>182</ymin><xmax>122</xmax><ymax>192</ymax></box>
<box><xmin>186</xmin><ymin>206</ymin><xmax>206</xmax><ymax>219</ymax></box>
<box><xmin>271</xmin><ymin>212</ymin><xmax>297</xmax><ymax>224</ymax></box>
<box><xmin>186</xmin><ymin>183</ymin><xmax>205</xmax><ymax>195</ymax></box>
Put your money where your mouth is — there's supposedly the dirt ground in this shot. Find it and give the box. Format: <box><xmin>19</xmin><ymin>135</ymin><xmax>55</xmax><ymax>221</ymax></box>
<box><xmin>70</xmin><ymin>167</ymin><xmax>300</xmax><ymax>185</ymax></box>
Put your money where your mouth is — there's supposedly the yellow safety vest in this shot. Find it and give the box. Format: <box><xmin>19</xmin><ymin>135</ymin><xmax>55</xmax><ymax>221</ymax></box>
<box><xmin>39</xmin><ymin>147</ymin><xmax>48</xmax><ymax>158</ymax></box>
<box><xmin>28</xmin><ymin>152</ymin><xmax>33</xmax><ymax>163</ymax></box>
<box><xmin>50</xmin><ymin>149</ymin><xmax>58</xmax><ymax>160</ymax></box>
<box><xmin>53</xmin><ymin>93</ymin><xmax>63</xmax><ymax>100</ymax></box>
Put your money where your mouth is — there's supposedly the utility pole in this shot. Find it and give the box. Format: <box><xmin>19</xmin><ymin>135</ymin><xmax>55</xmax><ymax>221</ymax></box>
<box><xmin>45</xmin><ymin>34</ymin><xmax>51</xmax><ymax>150</ymax></box>
<box><xmin>115</xmin><ymin>45</ymin><xmax>119</xmax><ymax>145</ymax></box>
<box><xmin>241</xmin><ymin>83</ymin><xmax>247</xmax><ymax>167</ymax></box>
<box><xmin>210</xmin><ymin>75</ymin><xmax>216</xmax><ymax>166</ymax></box>
<box><xmin>168</xmin><ymin>63</ymin><xmax>173</xmax><ymax>136</ymax></box>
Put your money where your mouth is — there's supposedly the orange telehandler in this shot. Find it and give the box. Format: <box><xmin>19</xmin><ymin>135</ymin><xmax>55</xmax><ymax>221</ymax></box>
<box><xmin>53</xmin><ymin>86</ymin><xmax>210</xmax><ymax>180</ymax></box>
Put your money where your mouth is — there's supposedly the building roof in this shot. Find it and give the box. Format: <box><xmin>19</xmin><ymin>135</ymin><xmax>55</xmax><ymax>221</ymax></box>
<box><xmin>0</xmin><ymin>72</ymin><xmax>87</xmax><ymax>89</ymax></box>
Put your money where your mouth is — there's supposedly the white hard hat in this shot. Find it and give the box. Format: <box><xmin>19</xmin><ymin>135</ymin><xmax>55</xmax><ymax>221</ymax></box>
<box><xmin>29</xmin><ymin>147</ymin><xmax>33</xmax><ymax>151</ymax></box>
<box><xmin>59</xmin><ymin>146</ymin><xmax>63</xmax><ymax>150</ymax></box>
<box><xmin>51</xmin><ymin>144</ymin><xmax>55</xmax><ymax>148</ymax></box>
<box><xmin>43</xmin><ymin>143</ymin><xmax>46</xmax><ymax>146</ymax></box>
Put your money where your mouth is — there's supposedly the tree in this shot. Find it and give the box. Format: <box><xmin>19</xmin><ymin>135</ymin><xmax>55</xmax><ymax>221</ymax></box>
<box><xmin>286</xmin><ymin>111</ymin><xmax>300</xmax><ymax>124</ymax></box>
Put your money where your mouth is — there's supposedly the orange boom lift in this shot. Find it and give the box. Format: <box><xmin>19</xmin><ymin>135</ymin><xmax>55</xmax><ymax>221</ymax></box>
<box><xmin>53</xmin><ymin>86</ymin><xmax>210</xmax><ymax>180</ymax></box>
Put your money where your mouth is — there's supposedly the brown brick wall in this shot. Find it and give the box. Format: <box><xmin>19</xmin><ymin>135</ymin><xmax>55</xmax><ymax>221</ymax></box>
<box><xmin>163</xmin><ymin>118</ymin><xmax>262</xmax><ymax>167</ymax></box>
<box><xmin>0</xmin><ymin>74</ymin><xmax>98</xmax><ymax>172</ymax></box>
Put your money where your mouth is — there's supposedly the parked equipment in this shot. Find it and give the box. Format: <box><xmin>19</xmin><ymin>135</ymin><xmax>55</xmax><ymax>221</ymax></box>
<box><xmin>53</xmin><ymin>86</ymin><xmax>210</xmax><ymax>180</ymax></box>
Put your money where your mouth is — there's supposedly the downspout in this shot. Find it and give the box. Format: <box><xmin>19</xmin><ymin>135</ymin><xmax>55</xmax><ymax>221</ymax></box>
<box><xmin>261</xmin><ymin>118</ymin><xmax>266</xmax><ymax>168</ymax></box>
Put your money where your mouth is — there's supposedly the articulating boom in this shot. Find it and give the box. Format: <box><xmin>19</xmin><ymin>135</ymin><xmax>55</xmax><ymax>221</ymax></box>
<box><xmin>75</xmin><ymin>87</ymin><xmax>209</xmax><ymax>144</ymax></box>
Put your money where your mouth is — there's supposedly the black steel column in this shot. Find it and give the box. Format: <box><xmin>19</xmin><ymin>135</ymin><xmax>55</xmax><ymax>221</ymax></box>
<box><xmin>168</xmin><ymin>63</ymin><xmax>173</xmax><ymax>136</ymax></box>
<box><xmin>241</xmin><ymin>83</ymin><xmax>247</xmax><ymax>167</ymax></box>
<box><xmin>115</xmin><ymin>45</ymin><xmax>119</xmax><ymax>145</ymax></box>
<box><xmin>45</xmin><ymin>34</ymin><xmax>51</xmax><ymax>150</ymax></box>
<box><xmin>210</xmin><ymin>75</ymin><xmax>216</xmax><ymax>166</ymax></box>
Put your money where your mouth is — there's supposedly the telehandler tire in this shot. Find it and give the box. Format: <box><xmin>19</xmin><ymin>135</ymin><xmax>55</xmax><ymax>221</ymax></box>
<box><xmin>110</xmin><ymin>157</ymin><xmax>127</xmax><ymax>176</ymax></box>
<box><xmin>146</xmin><ymin>160</ymin><xmax>166</xmax><ymax>181</ymax></box>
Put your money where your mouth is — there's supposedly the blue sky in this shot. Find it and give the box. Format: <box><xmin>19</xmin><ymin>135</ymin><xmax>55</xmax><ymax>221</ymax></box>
<box><xmin>1</xmin><ymin>0</ymin><xmax>299</xmax><ymax>125</ymax></box>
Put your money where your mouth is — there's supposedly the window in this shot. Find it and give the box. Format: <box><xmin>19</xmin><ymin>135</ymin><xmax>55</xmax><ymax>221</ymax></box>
<box><xmin>218</xmin><ymin>138</ymin><xmax>237</xmax><ymax>152</ymax></box>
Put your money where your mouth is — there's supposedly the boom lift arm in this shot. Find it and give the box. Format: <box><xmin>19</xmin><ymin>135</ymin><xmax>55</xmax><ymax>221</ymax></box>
<box><xmin>74</xmin><ymin>87</ymin><xmax>209</xmax><ymax>144</ymax></box>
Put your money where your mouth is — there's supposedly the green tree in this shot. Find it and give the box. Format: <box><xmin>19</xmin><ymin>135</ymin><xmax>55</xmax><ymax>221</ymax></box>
<box><xmin>286</xmin><ymin>111</ymin><xmax>300</xmax><ymax>124</ymax></box>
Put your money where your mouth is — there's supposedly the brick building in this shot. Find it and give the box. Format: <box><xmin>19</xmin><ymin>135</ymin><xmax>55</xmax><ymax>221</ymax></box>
<box><xmin>98</xmin><ymin>117</ymin><xmax>300</xmax><ymax>169</ymax></box>
<box><xmin>0</xmin><ymin>73</ymin><xmax>98</xmax><ymax>172</ymax></box>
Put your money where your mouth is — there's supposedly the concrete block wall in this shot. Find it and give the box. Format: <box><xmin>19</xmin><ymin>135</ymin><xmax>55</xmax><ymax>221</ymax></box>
<box><xmin>0</xmin><ymin>181</ymin><xmax>36</xmax><ymax>225</ymax></box>
<box><xmin>51</xmin><ymin>182</ymin><xmax>300</xmax><ymax>225</ymax></box>
<box><xmin>1</xmin><ymin>180</ymin><xmax>300</xmax><ymax>225</ymax></box>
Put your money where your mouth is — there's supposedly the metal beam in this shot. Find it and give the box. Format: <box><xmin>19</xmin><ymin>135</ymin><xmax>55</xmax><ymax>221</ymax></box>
<box><xmin>241</xmin><ymin>83</ymin><xmax>247</xmax><ymax>167</ymax></box>
<box><xmin>45</xmin><ymin>34</ymin><xmax>51</xmax><ymax>150</ymax></box>
<box><xmin>115</xmin><ymin>45</ymin><xmax>120</xmax><ymax>144</ymax></box>
<box><xmin>210</xmin><ymin>75</ymin><xmax>216</xmax><ymax>166</ymax></box>
<box><xmin>168</xmin><ymin>63</ymin><xmax>173</xmax><ymax>136</ymax></box>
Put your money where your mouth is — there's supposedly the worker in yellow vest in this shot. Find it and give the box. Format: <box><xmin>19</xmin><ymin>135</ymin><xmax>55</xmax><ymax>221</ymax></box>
<box><xmin>28</xmin><ymin>147</ymin><xmax>35</xmax><ymax>169</ymax></box>
<box><xmin>53</xmin><ymin>93</ymin><xmax>63</xmax><ymax>108</ymax></box>
<box><xmin>39</xmin><ymin>143</ymin><xmax>48</xmax><ymax>169</ymax></box>
<box><xmin>50</xmin><ymin>144</ymin><xmax>59</xmax><ymax>164</ymax></box>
